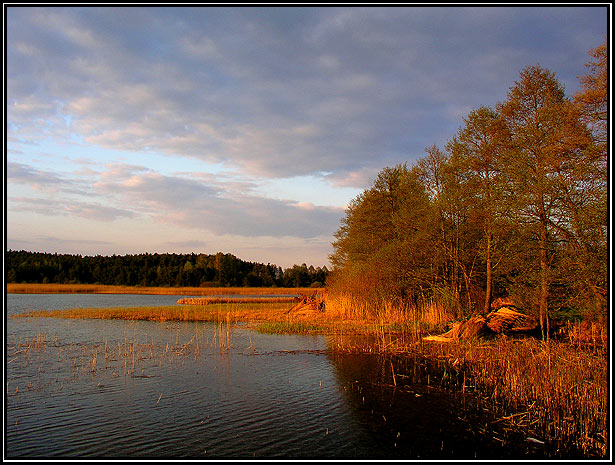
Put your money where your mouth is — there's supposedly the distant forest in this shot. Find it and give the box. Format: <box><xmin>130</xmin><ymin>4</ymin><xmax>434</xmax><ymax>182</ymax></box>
<box><xmin>6</xmin><ymin>250</ymin><xmax>329</xmax><ymax>288</ymax></box>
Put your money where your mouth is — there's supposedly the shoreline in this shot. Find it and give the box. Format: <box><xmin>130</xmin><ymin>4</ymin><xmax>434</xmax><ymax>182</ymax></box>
<box><xmin>6</xmin><ymin>283</ymin><xmax>323</xmax><ymax>296</ymax></box>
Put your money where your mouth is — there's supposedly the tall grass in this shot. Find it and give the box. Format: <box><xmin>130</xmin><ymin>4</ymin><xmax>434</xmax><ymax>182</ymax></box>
<box><xmin>11</xmin><ymin>302</ymin><xmax>293</xmax><ymax>323</ymax></box>
<box><xmin>177</xmin><ymin>296</ymin><xmax>298</xmax><ymax>305</ymax></box>
<box><xmin>325</xmin><ymin>292</ymin><xmax>454</xmax><ymax>332</ymax></box>
<box><xmin>256</xmin><ymin>321</ymin><xmax>327</xmax><ymax>335</ymax></box>
<box><xmin>421</xmin><ymin>337</ymin><xmax>608</xmax><ymax>457</ymax></box>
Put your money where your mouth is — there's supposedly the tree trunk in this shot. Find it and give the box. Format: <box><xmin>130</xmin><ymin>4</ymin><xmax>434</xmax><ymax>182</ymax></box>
<box><xmin>539</xmin><ymin>222</ymin><xmax>550</xmax><ymax>341</ymax></box>
<box><xmin>483</xmin><ymin>231</ymin><xmax>492</xmax><ymax>314</ymax></box>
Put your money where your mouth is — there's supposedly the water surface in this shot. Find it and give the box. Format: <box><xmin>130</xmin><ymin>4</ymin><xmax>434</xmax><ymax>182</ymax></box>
<box><xmin>5</xmin><ymin>293</ymin><xmax>548</xmax><ymax>459</ymax></box>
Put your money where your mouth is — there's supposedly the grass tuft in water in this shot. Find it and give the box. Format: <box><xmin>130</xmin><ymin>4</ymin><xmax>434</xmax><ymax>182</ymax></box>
<box><xmin>255</xmin><ymin>321</ymin><xmax>326</xmax><ymax>335</ymax></box>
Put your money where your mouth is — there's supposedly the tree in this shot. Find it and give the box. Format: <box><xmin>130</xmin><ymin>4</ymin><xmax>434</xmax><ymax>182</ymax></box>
<box><xmin>417</xmin><ymin>145</ymin><xmax>470</xmax><ymax>313</ymax></box>
<box><xmin>498</xmin><ymin>65</ymin><xmax>593</xmax><ymax>339</ymax></box>
<box><xmin>389</xmin><ymin>163</ymin><xmax>438</xmax><ymax>304</ymax></box>
<box><xmin>330</xmin><ymin>164</ymin><xmax>413</xmax><ymax>301</ymax></box>
<box><xmin>563</xmin><ymin>39</ymin><xmax>609</xmax><ymax>321</ymax></box>
<box><xmin>574</xmin><ymin>39</ymin><xmax>607</xmax><ymax>153</ymax></box>
<box><xmin>330</xmin><ymin>164</ymin><xmax>409</xmax><ymax>271</ymax></box>
<box><xmin>330</xmin><ymin>163</ymin><xmax>440</xmax><ymax>307</ymax></box>
<box><xmin>447</xmin><ymin>106</ymin><xmax>510</xmax><ymax>314</ymax></box>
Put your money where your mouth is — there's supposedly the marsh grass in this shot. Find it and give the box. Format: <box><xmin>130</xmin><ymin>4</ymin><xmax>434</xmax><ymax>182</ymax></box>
<box><xmin>562</xmin><ymin>320</ymin><xmax>608</xmax><ymax>352</ymax></box>
<box><xmin>12</xmin><ymin>302</ymin><xmax>293</xmax><ymax>323</ymax></box>
<box><xmin>7</xmin><ymin>283</ymin><xmax>322</xmax><ymax>296</ymax></box>
<box><xmin>178</xmin><ymin>297</ymin><xmax>298</xmax><ymax>305</ymax></box>
<box><xmin>416</xmin><ymin>337</ymin><xmax>608</xmax><ymax>457</ymax></box>
<box><xmin>323</xmin><ymin>293</ymin><xmax>608</xmax><ymax>458</ymax></box>
<box><xmin>324</xmin><ymin>294</ymin><xmax>453</xmax><ymax>333</ymax></box>
<box><xmin>256</xmin><ymin>321</ymin><xmax>327</xmax><ymax>334</ymax></box>
<box><xmin>7</xmin><ymin>320</ymin><xmax>237</xmax><ymax>395</ymax></box>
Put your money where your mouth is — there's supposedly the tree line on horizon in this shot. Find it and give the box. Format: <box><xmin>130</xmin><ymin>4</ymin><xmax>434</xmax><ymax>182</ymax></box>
<box><xmin>328</xmin><ymin>41</ymin><xmax>607</xmax><ymax>337</ymax></box>
<box><xmin>6</xmin><ymin>250</ymin><xmax>329</xmax><ymax>289</ymax></box>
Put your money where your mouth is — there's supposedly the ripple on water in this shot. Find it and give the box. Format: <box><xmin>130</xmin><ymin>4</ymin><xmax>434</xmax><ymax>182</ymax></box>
<box><xmin>6</xmin><ymin>294</ymin><xmax>559</xmax><ymax>459</ymax></box>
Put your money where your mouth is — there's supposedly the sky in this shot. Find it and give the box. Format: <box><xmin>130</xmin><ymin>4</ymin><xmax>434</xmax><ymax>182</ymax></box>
<box><xmin>5</xmin><ymin>5</ymin><xmax>608</xmax><ymax>269</ymax></box>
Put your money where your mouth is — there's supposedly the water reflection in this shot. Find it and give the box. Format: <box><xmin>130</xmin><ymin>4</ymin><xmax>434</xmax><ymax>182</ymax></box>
<box><xmin>326</xmin><ymin>338</ymin><xmax>552</xmax><ymax>460</ymax></box>
<box><xmin>6</xmin><ymin>302</ymin><xmax>368</xmax><ymax>459</ymax></box>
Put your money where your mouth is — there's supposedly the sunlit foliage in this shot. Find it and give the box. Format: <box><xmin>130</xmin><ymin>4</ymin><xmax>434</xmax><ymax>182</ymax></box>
<box><xmin>329</xmin><ymin>40</ymin><xmax>608</xmax><ymax>329</ymax></box>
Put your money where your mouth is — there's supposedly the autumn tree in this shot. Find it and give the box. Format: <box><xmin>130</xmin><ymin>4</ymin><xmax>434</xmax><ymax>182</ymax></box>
<box><xmin>386</xmin><ymin>163</ymin><xmax>437</xmax><ymax>304</ymax></box>
<box><xmin>329</xmin><ymin>45</ymin><xmax>605</xmax><ymax>329</ymax></box>
<box><xmin>415</xmin><ymin>146</ymin><xmax>451</xmax><ymax>292</ymax></box>
<box><xmin>330</xmin><ymin>164</ymin><xmax>403</xmax><ymax>301</ymax></box>
<box><xmin>575</xmin><ymin>38</ymin><xmax>607</xmax><ymax>152</ymax></box>
<box><xmin>447</xmin><ymin>106</ymin><xmax>510</xmax><ymax>314</ymax></box>
<box><xmin>416</xmin><ymin>145</ymin><xmax>475</xmax><ymax>314</ymax></box>
<box><xmin>498</xmin><ymin>65</ymin><xmax>593</xmax><ymax>339</ymax></box>
<box><xmin>329</xmin><ymin>163</ymin><xmax>436</xmax><ymax>305</ymax></box>
<box><xmin>562</xmin><ymin>39</ymin><xmax>609</xmax><ymax>321</ymax></box>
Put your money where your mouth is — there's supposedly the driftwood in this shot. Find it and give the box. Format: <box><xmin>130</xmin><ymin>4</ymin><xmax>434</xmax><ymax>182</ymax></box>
<box><xmin>424</xmin><ymin>306</ymin><xmax>540</xmax><ymax>342</ymax></box>
<box><xmin>286</xmin><ymin>293</ymin><xmax>326</xmax><ymax>315</ymax></box>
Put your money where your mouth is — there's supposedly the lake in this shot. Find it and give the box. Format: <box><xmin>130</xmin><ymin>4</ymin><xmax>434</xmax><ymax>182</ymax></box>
<box><xmin>5</xmin><ymin>293</ymin><xmax>547</xmax><ymax>459</ymax></box>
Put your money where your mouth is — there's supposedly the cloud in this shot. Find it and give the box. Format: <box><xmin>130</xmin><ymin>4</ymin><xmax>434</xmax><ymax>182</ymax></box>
<box><xmin>94</xmin><ymin>166</ymin><xmax>344</xmax><ymax>238</ymax></box>
<box><xmin>5</xmin><ymin>7</ymin><xmax>606</xmax><ymax>266</ymax></box>
<box><xmin>8</xmin><ymin>196</ymin><xmax>135</xmax><ymax>222</ymax></box>
<box><xmin>325</xmin><ymin>167</ymin><xmax>381</xmax><ymax>189</ymax></box>
<box><xmin>7</xmin><ymin>161</ymin><xmax>92</xmax><ymax>196</ymax></box>
<box><xmin>8</xmin><ymin>158</ymin><xmax>344</xmax><ymax>239</ymax></box>
<box><xmin>7</xmin><ymin>7</ymin><xmax>605</xmax><ymax>185</ymax></box>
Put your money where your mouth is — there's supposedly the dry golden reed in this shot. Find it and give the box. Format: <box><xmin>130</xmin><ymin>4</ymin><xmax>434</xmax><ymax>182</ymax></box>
<box><xmin>324</xmin><ymin>292</ymin><xmax>608</xmax><ymax>457</ymax></box>
<box><xmin>324</xmin><ymin>293</ymin><xmax>453</xmax><ymax>330</ymax></box>
<box><xmin>177</xmin><ymin>296</ymin><xmax>298</xmax><ymax>305</ymax></box>
<box><xmin>7</xmin><ymin>283</ymin><xmax>322</xmax><ymax>296</ymax></box>
<box><xmin>424</xmin><ymin>337</ymin><xmax>608</xmax><ymax>457</ymax></box>
<box><xmin>12</xmin><ymin>302</ymin><xmax>293</xmax><ymax>324</ymax></box>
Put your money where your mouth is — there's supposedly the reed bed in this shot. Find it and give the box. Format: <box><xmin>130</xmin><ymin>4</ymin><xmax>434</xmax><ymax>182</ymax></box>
<box><xmin>7</xmin><ymin>318</ymin><xmax>236</xmax><ymax>394</ymax></box>
<box><xmin>255</xmin><ymin>321</ymin><xmax>328</xmax><ymax>335</ymax></box>
<box><xmin>177</xmin><ymin>296</ymin><xmax>299</xmax><ymax>305</ymax></box>
<box><xmin>11</xmin><ymin>302</ymin><xmax>293</xmax><ymax>323</ymax></box>
<box><xmin>324</xmin><ymin>294</ymin><xmax>453</xmax><ymax>332</ymax></box>
<box><xmin>7</xmin><ymin>283</ymin><xmax>322</xmax><ymax>296</ymax></box>
<box><xmin>329</xmin><ymin>329</ymin><xmax>608</xmax><ymax>458</ymax></box>
<box><xmin>417</xmin><ymin>338</ymin><xmax>608</xmax><ymax>457</ymax></box>
<box><xmin>562</xmin><ymin>320</ymin><xmax>608</xmax><ymax>351</ymax></box>
<box><xmin>323</xmin><ymin>293</ymin><xmax>608</xmax><ymax>458</ymax></box>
